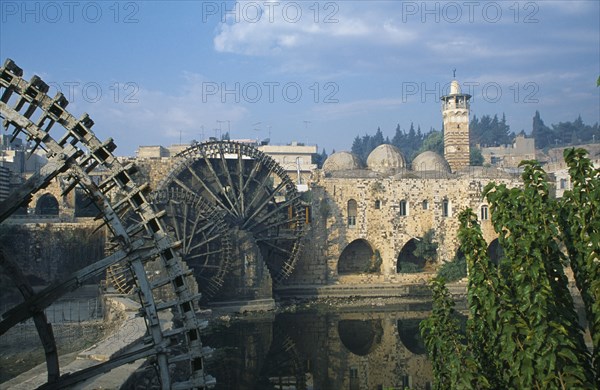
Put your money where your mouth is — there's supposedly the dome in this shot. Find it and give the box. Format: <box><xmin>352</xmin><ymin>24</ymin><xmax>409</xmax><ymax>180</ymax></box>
<box><xmin>411</xmin><ymin>151</ymin><xmax>450</xmax><ymax>172</ymax></box>
<box><xmin>366</xmin><ymin>144</ymin><xmax>406</xmax><ymax>173</ymax></box>
<box><xmin>449</xmin><ymin>80</ymin><xmax>461</xmax><ymax>95</ymax></box>
<box><xmin>322</xmin><ymin>151</ymin><xmax>362</xmax><ymax>172</ymax></box>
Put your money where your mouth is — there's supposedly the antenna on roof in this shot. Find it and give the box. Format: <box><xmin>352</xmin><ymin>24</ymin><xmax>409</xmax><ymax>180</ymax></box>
<box><xmin>453</xmin><ymin>68</ymin><xmax>456</xmax><ymax>78</ymax></box>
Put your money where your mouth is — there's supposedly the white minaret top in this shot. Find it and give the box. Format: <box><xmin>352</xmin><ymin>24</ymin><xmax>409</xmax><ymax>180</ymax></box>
<box><xmin>449</xmin><ymin>79</ymin><xmax>461</xmax><ymax>95</ymax></box>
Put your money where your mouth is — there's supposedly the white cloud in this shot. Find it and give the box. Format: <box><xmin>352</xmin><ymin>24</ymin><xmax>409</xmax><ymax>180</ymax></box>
<box><xmin>76</xmin><ymin>74</ymin><xmax>249</xmax><ymax>155</ymax></box>
<box><xmin>213</xmin><ymin>2</ymin><xmax>416</xmax><ymax>57</ymax></box>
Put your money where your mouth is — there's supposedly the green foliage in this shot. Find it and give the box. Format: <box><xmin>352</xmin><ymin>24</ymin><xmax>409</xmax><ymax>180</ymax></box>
<box><xmin>420</xmin><ymin>277</ymin><xmax>488</xmax><ymax>389</ymax></box>
<box><xmin>559</xmin><ymin>148</ymin><xmax>600</xmax><ymax>384</ymax></box>
<box><xmin>313</xmin><ymin>148</ymin><xmax>328</xmax><ymax>168</ymax></box>
<box><xmin>436</xmin><ymin>254</ymin><xmax>467</xmax><ymax>282</ymax></box>
<box><xmin>397</xmin><ymin>261</ymin><xmax>423</xmax><ymax>273</ymax></box>
<box><xmin>413</xmin><ymin>229</ymin><xmax>438</xmax><ymax>264</ymax></box>
<box><xmin>418</xmin><ymin>130</ymin><xmax>444</xmax><ymax>157</ymax></box>
<box><xmin>469</xmin><ymin>148</ymin><xmax>484</xmax><ymax>166</ymax></box>
<box><xmin>532</xmin><ymin>111</ymin><xmax>599</xmax><ymax>148</ymax></box>
<box><xmin>470</xmin><ymin>113</ymin><xmax>513</xmax><ymax>147</ymax></box>
<box><xmin>364</xmin><ymin>249</ymin><xmax>383</xmax><ymax>273</ymax></box>
<box><xmin>351</xmin><ymin>127</ymin><xmax>385</xmax><ymax>164</ymax></box>
<box><xmin>422</xmin><ymin>151</ymin><xmax>598</xmax><ymax>388</ymax></box>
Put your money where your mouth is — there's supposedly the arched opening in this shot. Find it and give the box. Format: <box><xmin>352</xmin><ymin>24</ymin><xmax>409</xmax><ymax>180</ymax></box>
<box><xmin>396</xmin><ymin>238</ymin><xmax>427</xmax><ymax>273</ymax></box>
<box><xmin>75</xmin><ymin>189</ymin><xmax>100</xmax><ymax>217</ymax></box>
<box><xmin>338</xmin><ymin>319</ymin><xmax>383</xmax><ymax>356</ymax></box>
<box><xmin>36</xmin><ymin>193</ymin><xmax>59</xmax><ymax>215</ymax></box>
<box><xmin>480</xmin><ymin>205</ymin><xmax>489</xmax><ymax>220</ymax></box>
<box><xmin>347</xmin><ymin>199</ymin><xmax>357</xmax><ymax>227</ymax></box>
<box><xmin>487</xmin><ymin>239</ymin><xmax>505</xmax><ymax>266</ymax></box>
<box><xmin>397</xmin><ymin>319</ymin><xmax>426</xmax><ymax>355</ymax></box>
<box><xmin>338</xmin><ymin>239</ymin><xmax>374</xmax><ymax>274</ymax></box>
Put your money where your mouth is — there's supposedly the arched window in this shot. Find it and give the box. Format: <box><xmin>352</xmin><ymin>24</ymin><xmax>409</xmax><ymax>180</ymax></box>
<box><xmin>374</xmin><ymin>200</ymin><xmax>381</xmax><ymax>209</ymax></box>
<box><xmin>422</xmin><ymin>199</ymin><xmax>428</xmax><ymax>210</ymax></box>
<box><xmin>480</xmin><ymin>205</ymin><xmax>489</xmax><ymax>220</ymax></box>
<box><xmin>347</xmin><ymin>199</ymin><xmax>357</xmax><ymax>227</ymax></box>
<box><xmin>399</xmin><ymin>200</ymin><xmax>408</xmax><ymax>216</ymax></box>
<box><xmin>442</xmin><ymin>199</ymin><xmax>450</xmax><ymax>217</ymax></box>
<box><xmin>36</xmin><ymin>193</ymin><xmax>59</xmax><ymax>216</ymax></box>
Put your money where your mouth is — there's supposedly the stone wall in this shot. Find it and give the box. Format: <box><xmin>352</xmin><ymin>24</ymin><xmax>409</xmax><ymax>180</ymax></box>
<box><xmin>283</xmin><ymin>172</ymin><xmax>520</xmax><ymax>287</ymax></box>
<box><xmin>0</xmin><ymin>221</ymin><xmax>106</xmax><ymax>286</ymax></box>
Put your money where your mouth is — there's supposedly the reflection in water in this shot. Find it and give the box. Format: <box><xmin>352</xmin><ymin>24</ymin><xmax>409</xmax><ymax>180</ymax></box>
<box><xmin>204</xmin><ymin>307</ymin><xmax>433</xmax><ymax>390</ymax></box>
<box><xmin>338</xmin><ymin>320</ymin><xmax>383</xmax><ymax>356</ymax></box>
<box><xmin>397</xmin><ymin>319</ymin><xmax>427</xmax><ymax>355</ymax></box>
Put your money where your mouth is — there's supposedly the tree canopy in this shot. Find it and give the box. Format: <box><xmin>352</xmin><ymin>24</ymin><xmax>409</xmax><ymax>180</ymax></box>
<box><xmin>421</xmin><ymin>149</ymin><xmax>599</xmax><ymax>389</ymax></box>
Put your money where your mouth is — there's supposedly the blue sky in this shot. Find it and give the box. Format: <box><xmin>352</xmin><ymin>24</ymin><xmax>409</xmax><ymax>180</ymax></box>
<box><xmin>1</xmin><ymin>1</ymin><xmax>599</xmax><ymax>156</ymax></box>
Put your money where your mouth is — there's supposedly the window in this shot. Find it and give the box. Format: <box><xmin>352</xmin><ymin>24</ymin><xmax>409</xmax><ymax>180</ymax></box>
<box><xmin>374</xmin><ymin>200</ymin><xmax>381</xmax><ymax>209</ymax></box>
<box><xmin>399</xmin><ymin>200</ymin><xmax>408</xmax><ymax>216</ymax></box>
<box><xmin>480</xmin><ymin>205</ymin><xmax>489</xmax><ymax>220</ymax></box>
<box><xmin>347</xmin><ymin>199</ymin><xmax>357</xmax><ymax>227</ymax></box>
<box><xmin>422</xmin><ymin>199</ymin><xmax>428</xmax><ymax>210</ymax></box>
<box><xmin>442</xmin><ymin>199</ymin><xmax>450</xmax><ymax>217</ymax></box>
<box><xmin>560</xmin><ymin>178</ymin><xmax>568</xmax><ymax>189</ymax></box>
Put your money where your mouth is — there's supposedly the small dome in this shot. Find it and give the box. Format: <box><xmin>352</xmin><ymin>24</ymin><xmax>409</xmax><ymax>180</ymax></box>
<box><xmin>411</xmin><ymin>151</ymin><xmax>450</xmax><ymax>172</ymax></box>
<box><xmin>366</xmin><ymin>144</ymin><xmax>406</xmax><ymax>173</ymax></box>
<box><xmin>450</xmin><ymin>80</ymin><xmax>461</xmax><ymax>95</ymax></box>
<box><xmin>323</xmin><ymin>151</ymin><xmax>361</xmax><ymax>172</ymax></box>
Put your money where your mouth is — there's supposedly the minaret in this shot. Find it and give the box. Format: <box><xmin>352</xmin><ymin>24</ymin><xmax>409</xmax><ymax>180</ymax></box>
<box><xmin>441</xmin><ymin>74</ymin><xmax>471</xmax><ymax>172</ymax></box>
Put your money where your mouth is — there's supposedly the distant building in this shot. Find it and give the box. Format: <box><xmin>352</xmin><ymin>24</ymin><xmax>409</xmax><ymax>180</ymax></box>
<box><xmin>136</xmin><ymin>145</ymin><xmax>170</xmax><ymax>159</ymax></box>
<box><xmin>1</xmin><ymin>134</ymin><xmax>47</xmax><ymax>174</ymax></box>
<box><xmin>258</xmin><ymin>142</ymin><xmax>318</xmax><ymax>188</ymax></box>
<box><xmin>0</xmin><ymin>165</ymin><xmax>10</xmax><ymax>201</ymax></box>
<box><xmin>480</xmin><ymin>134</ymin><xmax>536</xmax><ymax>168</ymax></box>
<box><xmin>135</xmin><ymin>140</ymin><xmax>319</xmax><ymax>192</ymax></box>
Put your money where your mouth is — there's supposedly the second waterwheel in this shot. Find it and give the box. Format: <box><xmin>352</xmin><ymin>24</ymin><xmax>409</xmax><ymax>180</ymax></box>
<box><xmin>157</xmin><ymin>141</ymin><xmax>306</xmax><ymax>303</ymax></box>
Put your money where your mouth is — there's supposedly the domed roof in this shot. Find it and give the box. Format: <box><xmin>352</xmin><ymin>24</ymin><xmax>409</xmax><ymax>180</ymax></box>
<box><xmin>366</xmin><ymin>144</ymin><xmax>406</xmax><ymax>173</ymax></box>
<box><xmin>411</xmin><ymin>151</ymin><xmax>450</xmax><ymax>172</ymax></box>
<box><xmin>322</xmin><ymin>151</ymin><xmax>361</xmax><ymax>172</ymax></box>
<box><xmin>449</xmin><ymin>80</ymin><xmax>461</xmax><ymax>95</ymax></box>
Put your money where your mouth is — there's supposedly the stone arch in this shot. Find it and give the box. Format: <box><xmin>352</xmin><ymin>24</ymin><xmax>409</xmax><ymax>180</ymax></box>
<box><xmin>397</xmin><ymin>319</ymin><xmax>426</xmax><ymax>355</ymax></box>
<box><xmin>487</xmin><ymin>238</ymin><xmax>504</xmax><ymax>266</ymax></box>
<box><xmin>338</xmin><ymin>319</ymin><xmax>383</xmax><ymax>356</ymax></box>
<box><xmin>75</xmin><ymin>189</ymin><xmax>100</xmax><ymax>217</ymax></box>
<box><xmin>36</xmin><ymin>193</ymin><xmax>59</xmax><ymax>215</ymax></box>
<box><xmin>396</xmin><ymin>238</ymin><xmax>426</xmax><ymax>272</ymax></box>
<box><xmin>338</xmin><ymin>239</ymin><xmax>374</xmax><ymax>274</ymax></box>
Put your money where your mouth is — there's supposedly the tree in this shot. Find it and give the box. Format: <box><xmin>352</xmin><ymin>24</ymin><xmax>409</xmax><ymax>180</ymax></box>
<box><xmin>420</xmin><ymin>278</ymin><xmax>485</xmax><ymax>390</ymax></box>
<box><xmin>532</xmin><ymin>110</ymin><xmax>552</xmax><ymax>148</ymax></box>
<box><xmin>413</xmin><ymin>229</ymin><xmax>438</xmax><ymax>265</ymax></box>
<box><xmin>469</xmin><ymin>148</ymin><xmax>484</xmax><ymax>166</ymax></box>
<box><xmin>421</xmin><ymin>150</ymin><xmax>598</xmax><ymax>388</ymax></box>
<box><xmin>313</xmin><ymin>148</ymin><xmax>328</xmax><ymax>168</ymax></box>
<box><xmin>418</xmin><ymin>130</ymin><xmax>444</xmax><ymax>156</ymax></box>
<box><xmin>559</xmin><ymin>148</ymin><xmax>600</xmax><ymax>381</ymax></box>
